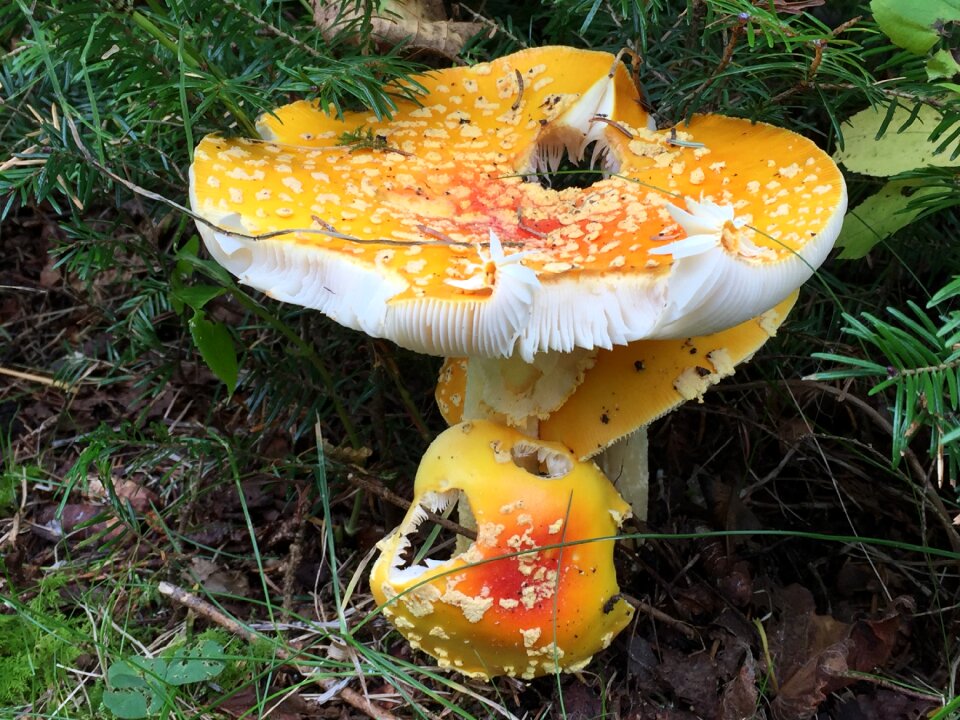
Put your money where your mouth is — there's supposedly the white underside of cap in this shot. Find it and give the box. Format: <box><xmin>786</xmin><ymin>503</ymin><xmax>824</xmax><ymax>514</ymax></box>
<box><xmin>647</xmin><ymin>195</ymin><xmax>846</xmax><ymax>339</ymax></box>
<box><xmin>192</xmin><ymin>164</ymin><xmax>845</xmax><ymax>359</ymax></box>
<box><xmin>196</xmin><ymin>221</ymin><xmax>835</xmax><ymax>359</ymax></box>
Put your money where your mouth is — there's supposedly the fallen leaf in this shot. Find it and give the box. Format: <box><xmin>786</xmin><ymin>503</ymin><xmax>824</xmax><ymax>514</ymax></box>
<box><xmin>656</xmin><ymin>647</ymin><xmax>719</xmax><ymax>718</ymax></box>
<box><xmin>186</xmin><ymin>557</ymin><xmax>251</xmax><ymax>597</ymax></box>
<box><xmin>834</xmin><ymin>689</ymin><xmax>938</xmax><ymax>720</ymax></box>
<box><xmin>836</xmin><ymin>181</ymin><xmax>937</xmax><ymax>259</ymax></box>
<box><xmin>555</xmin><ymin>680</ymin><xmax>602</xmax><ymax>720</ymax></box>
<box><xmin>835</xmin><ymin>104</ymin><xmax>960</xmax><ymax>177</ymax></box>
<box><xmin>626</xmin><ymin>635</ymin><xmax>660</xmax><ymax>689</ymax></box>
<box><xmin>87</xmin><ymin>476</ymin><xmax>160</xmax><ymax>513</ymax></box>
<box><xmin>33</xmin><ymin>502</ymin><xmax>130</xmax><ymax>544</ymax></box>
<box><xmin>313</xmin><ymin>0</ymin><xmax>484</xmax><ymax>59</ymax></box>
<box><xmin>39</xmin><ymin>257</ymin><xmax>62</xmax><ymax>288</ymax></box>
<box><xmin>218</xmin><ymin>686</ymin><xmax>314</xmax><ymax>719</ymax></box>
<box><xmin>768</xmin><ymin>585</ymin><xmax>902</xmax><ymax>720</ymax></box>
<box><xmin>719</xmin><ymin>650</ymin><xmax>761</xmax><ymax>720</ymax></box>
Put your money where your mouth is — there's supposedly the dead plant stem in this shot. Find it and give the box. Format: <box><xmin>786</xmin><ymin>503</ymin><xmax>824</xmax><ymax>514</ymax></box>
<box><xmin>344</xmin><ymin>470</ymin><xmax>477</xmax><ymax>541</ymax></box>
<box><xmin>156</xmin><ymin>582</ymin><xmax>399</xmax><ymax>720</ymax></box>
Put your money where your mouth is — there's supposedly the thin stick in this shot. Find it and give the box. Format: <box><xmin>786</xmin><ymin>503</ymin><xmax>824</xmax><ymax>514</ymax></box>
<box><xmin>156</xmin><ymin>582</ymin><xmax>399</xmax><ymax>720</ymax></box>
<box><xmin>344</xmin><ymin>470</ymin><xmax>478</xmax><ymax>541</ymax></box>
<box><xmin>616</xmin><ymin>593</ymin><xmax>697</xmax><ymax>639</ymax></box>
<box><xmin>0</xmin><ymin>366</ymin><xmax>72</xmax><ymax>390</ymax></box>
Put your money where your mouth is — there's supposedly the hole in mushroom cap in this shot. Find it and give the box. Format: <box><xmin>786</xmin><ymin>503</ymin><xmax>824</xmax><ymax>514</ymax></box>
<box><xmin>391</xmin><ymin>489</ymin><xmax>471</xmax><ymax>584</ymax></box>
<box><xmin>525</xmin><ymin>130</ymin><xmax>620</xmax><ymax>191</ymax></box>
<box><xmin>509</xmin><ymin>441</ymin><xmax>573</xmax><ymax>479</ymax></box>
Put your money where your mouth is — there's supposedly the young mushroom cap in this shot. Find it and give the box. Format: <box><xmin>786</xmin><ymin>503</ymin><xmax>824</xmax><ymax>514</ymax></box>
<box><xmin>369</xmin><ymin>420</ymin><xmax>633</xmax><ymax>679</ymax></box>
<box><xmin>435</xmin><ymin>293</ymin><xmax>798</xmax><ymax>459</ymax></box>
<box><xmin>189</xmin><ymin>46</ymin><xmax>845</xmax><ymax>362</ymax></box>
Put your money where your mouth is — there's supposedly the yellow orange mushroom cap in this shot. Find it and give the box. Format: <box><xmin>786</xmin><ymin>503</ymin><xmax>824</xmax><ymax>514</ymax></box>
<box><xmin>436</xmin><ymin>292</ymin><xmax>798</xmax><ymax>459</ymax></box>
<box><xmin>369</xmin><ymin>420</ymin><xmax>633</xmax><ymax>679</ymax></box>
<box><xmin>189</xmin><ymin>46</ymin><xmax>845</xmax><ymax>361</ymax></box>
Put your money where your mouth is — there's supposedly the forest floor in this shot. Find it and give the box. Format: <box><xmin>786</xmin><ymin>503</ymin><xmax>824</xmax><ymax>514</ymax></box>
<box><xmin>3</xmin><ymin>198</ymin><xmax>958</xmax><ymax>720</ymax></box>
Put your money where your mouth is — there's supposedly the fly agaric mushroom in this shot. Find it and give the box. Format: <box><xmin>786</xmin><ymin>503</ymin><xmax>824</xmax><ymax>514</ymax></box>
<box><xmin>187</xmin><ymin>45</ymin><xmax>846</xmax><ymax>673</ymax></box>
<box><xmin>369</xmin><ymin>419</ymin><xmax>633</xmax><ymax>679</ymax></box>
<box><xmin>189</xmin><ymin>44</ymin><xmax>844</xmax><ymax>399</ymax></box>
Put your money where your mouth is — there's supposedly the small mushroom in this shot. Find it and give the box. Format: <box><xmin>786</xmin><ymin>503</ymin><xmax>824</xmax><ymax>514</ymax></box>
<box><xmin>436</xmin><ymin>293</ymin><xmax>798</xmax><ymax>511</ymax></box>
<box><xmin>369</xmin><ymin>420</ymin><xmax>633</xmax><ymax>679</ymax></box>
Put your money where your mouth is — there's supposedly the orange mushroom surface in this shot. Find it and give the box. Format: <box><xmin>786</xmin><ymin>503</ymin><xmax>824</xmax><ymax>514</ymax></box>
<box><xmin>369</xmin><ymin>420</ymin><xmax>633</xmax><ymax>679</ymax></box>
<box><xmin>189</xmin><ymin>46</ymin><xmax>845</xmax><ymax>362</ymax></box>
<box><xmin>436</xmin><ymin>293</ymin><xmax>798</xmax><ymax>460</ymax></box>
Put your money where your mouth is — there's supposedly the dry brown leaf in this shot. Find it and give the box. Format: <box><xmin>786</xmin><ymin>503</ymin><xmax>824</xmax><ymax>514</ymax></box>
<box><xmin>655</xmin><ymin>647</ymin><xmax>719</xmax><ymax>718</ymax></box>
<box><xmin>313</xmin><ymin>0</ymin><xmax>484</xmax><ymax>59</ymax></box>
<box><xmin>33</xmin><ymin>503</ymin><xmax>107</xmax><ymax>541</ymax></box>
<box><xmin>186</xmin><ymin>557</ymin><xmax>251</xmax><ymax>597</ymax></box>
<box><xmin>768</xmin><ymin>585</ymin><xmax>901</xmax><ymax>720</ymax></box>
<box><xmin>834</xmin><ymin>689</ymin><xmax>938</xmax><ymax>720</ymax></box>
<box><xmin>719</xmin><ymin>650</ymin><xmax>761</xmax><ymax>720</ymax></box>
<box><xmin>86</xmin><ymin>476</ymin><xmax>159</xmax><ymax>513</ymax></box>
<box><xmin>39</xmin><ymin>256</ymin><xmax>62</xmax><ymax>288</ymax></box>
<box><xmin>218</xmin><ymin>686</ymin><xmax>314</xmax><ymax>719</ymax></box>
<box><xmin>555</xmin><ymin>681</ymin><xmax>602</xmax><ymax>720</ymax></box>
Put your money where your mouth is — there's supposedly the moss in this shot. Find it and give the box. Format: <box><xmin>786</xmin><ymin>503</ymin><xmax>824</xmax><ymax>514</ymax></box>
<box><xmin>0</xmin><ymin>577</ymin><xmax>85</xmax><ymax>706</ymax></box>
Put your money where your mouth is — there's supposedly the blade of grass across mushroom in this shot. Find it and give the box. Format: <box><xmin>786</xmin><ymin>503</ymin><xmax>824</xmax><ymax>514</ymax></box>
<box><xmin>436</xmin><ymin>293</ymin><xmax>799</xmax><ymax>518</ymax></box>
<box><xmin>368</xmin><ymin>420</ymin><xmax>634</xmax><ymax>680</ymax></box>
<box><xmin>188</xmin><ymin>46</ymin><xmax>660</xmax><ymax>362</ymax></box>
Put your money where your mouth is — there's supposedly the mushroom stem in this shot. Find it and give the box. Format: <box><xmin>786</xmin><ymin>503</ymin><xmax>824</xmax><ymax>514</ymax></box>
<box><xmin>461</xmin><ymin>353</ymin><xmax>653</xmax><ymax>521</ymax></box>
<box><xmin>596</xmin><ymin>428</ymin><xmax>650</xmax><ymax>521</ymax></box>
<box><xmin>458</xmin><ymin>349</ymin><xmax>601</xmax><ymax>532</ymax></box>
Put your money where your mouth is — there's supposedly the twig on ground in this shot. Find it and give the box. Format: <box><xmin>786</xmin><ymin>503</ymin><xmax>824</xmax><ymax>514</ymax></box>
<box><xmin>283</xmin><ymin>486</ymin><xmax>311</xmax><ymax>617</ymax></box>
<box><xmin>344</xmin><ymin>469</ymin><xmax>478</xmax><ymax>541</ymax></box>
<box><xmin>615</xmin><ymin>592</ymin><xmax>698</xmax><ymax>639</ymax></box>
<box><xmin>157</xmin><ymin>581</ymin><xmax>399</xmax><ymax>720</ymax></box>
<box><xmin>0</xmin><ymin>366</ymin><xmax>73</xmax><ymax>390</ymax></box>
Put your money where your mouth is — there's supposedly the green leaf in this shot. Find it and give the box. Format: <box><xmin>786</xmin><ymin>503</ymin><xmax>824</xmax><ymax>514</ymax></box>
<box><xmin>927</xmin><ymin>49</ymin><xmax>960</xmax><ymax>80</ymax></box>
<box><xmin>189</xmin><ymin>312</ymin><xmax>239</xmax><ymax>393</ymax></box>
<box><xmin>101</xmin><ymin>642</ymin><xmax>225</xmax><ymax>717</ymax></box>
<box><xmin>870</xmin><ymin>0</ymin><xmax>960</xmax><ymax>55</ymax></box>
<box><xmin>836</xmin><ymin>181</ymin><xmax>935</xmax><ymax>258</ymax></box>
<box><xmin>164</xmin><ymin>640</ymin><xmax>225</xmax><ymax>685</ymax></box>
<box><xmin>171</xmin><ymin>285</ymin><xmax>226</xmax><ymax>312</ymax></box>
<box><xmin>102</xmin><ymin>660</ymin><xmax>164</xmax><ymax>719</ymax></box>
<box><xmin>834</xmin><ymin>104</ymin><xmax>960</xmax><ymax>176</ymax></box>
<box><xmin>174</xmin><ymin>236</ymin><xmax>201</xmax><ymax>278</ymax></box>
